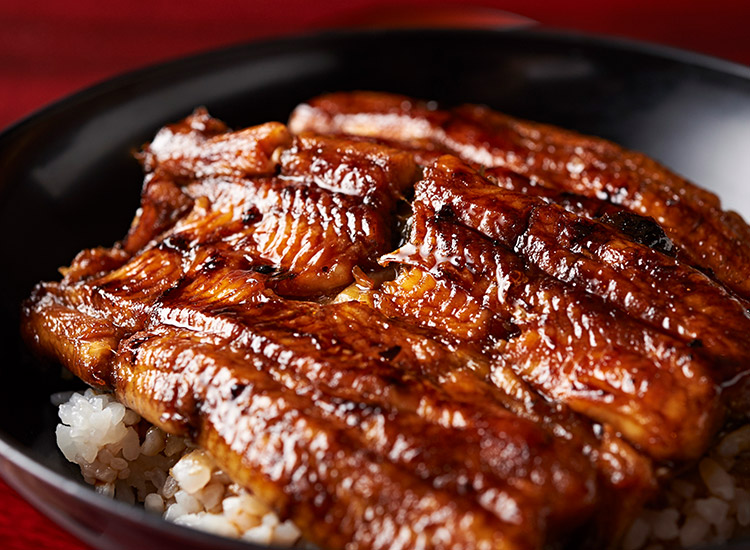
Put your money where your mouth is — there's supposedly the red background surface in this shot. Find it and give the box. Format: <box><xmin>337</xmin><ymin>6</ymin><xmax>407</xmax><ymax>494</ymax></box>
<box><xmin>1</xmin><ymin>0</ymin><xmax>749</xmax><ymax>547</ymax></box>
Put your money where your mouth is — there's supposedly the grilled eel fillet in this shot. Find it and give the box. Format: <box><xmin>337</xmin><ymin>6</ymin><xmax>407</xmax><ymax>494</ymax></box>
<box><xmin>375</xmin><ymin>157</ymin><xmax>733</xmax><ymax>461</ymax></box>
<box><xmin>21</xmin><ymin>105</ymin><xmax>750</xmax><ymax>549</ymax></box>
<box><xmin>289</xmin><ymin>91</ymin><xmax>750</xmax><ymax>302</ymax></box>
<box><xmin>23</xmin><ymin>115</ymin><xmax>637</xmax><ymax>550</ymax></box>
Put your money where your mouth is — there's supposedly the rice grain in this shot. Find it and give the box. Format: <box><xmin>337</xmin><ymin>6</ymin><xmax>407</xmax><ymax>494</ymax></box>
<box><xmin>55</xmin><ymin>390</ymin><xmax>303</xmax><ymax>547</ymax></box>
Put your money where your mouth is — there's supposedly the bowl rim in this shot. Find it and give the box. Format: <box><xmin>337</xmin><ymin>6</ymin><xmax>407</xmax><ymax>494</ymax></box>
<box><xmin>1</xmin><ymin>24</ymin><xmax>749</xmax><ymax>141</ymax></box>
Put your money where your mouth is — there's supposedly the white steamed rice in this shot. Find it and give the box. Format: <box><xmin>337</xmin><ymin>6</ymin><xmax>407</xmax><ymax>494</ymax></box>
<box><xmin>621</xmin><ymin>425</ymin><xmax>750</xmax><ymax>550</ymax></box>
<box><xmin>55</xmin><ymin>389</ymin><xmax>750</xmax><ymax>549</ymax></box>
<box><xmin>55</xmin><ymin>389</ymin><xmax>301</xmax><ymax>546</ymax></box>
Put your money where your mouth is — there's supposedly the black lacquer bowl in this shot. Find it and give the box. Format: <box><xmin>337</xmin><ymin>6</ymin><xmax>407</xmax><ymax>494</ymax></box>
<box><xmin>1</xmin><ymin>28</ymin><xmax>749</xmax><ymax>550</ymax></box>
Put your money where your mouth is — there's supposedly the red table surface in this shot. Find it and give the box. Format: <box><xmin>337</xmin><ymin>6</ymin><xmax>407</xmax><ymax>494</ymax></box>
<box><xmin>1</xmin><ymin>0</ymin><xmax>749</xmax><ymax>548</ymax></box>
